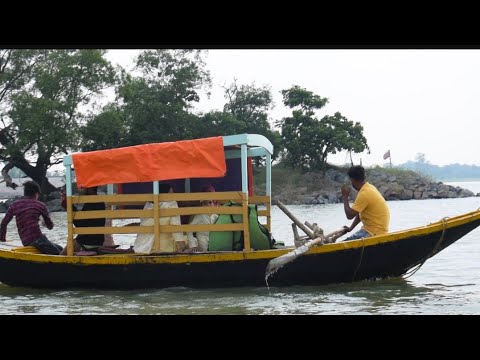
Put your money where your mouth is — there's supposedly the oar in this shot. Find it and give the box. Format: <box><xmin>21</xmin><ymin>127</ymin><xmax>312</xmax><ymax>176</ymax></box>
<box><xmin>265</xmin><ymin>227</ymin><xmax>348</xmax><ymax>279</ymax></box>
<box><xmin>276</xmin><ymin>200</ymin><xmax>315</xmax><ymax>239</ymax></box>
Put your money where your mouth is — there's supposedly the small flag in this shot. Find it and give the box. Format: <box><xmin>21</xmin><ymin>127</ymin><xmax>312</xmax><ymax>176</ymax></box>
<box><xmin>383</xmin><ymin>150</ymin><xmax>390</xmax><ymax>160</ymax></box>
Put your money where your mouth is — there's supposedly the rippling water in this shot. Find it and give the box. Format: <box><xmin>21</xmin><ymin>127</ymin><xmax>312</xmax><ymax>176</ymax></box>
<box><xmin>0</xmin><ymin>182</ymin><xmax>479</xmax><ymax>314</ymax></box>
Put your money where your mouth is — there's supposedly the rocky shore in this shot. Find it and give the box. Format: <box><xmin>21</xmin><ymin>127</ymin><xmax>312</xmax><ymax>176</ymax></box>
<box><xmin>269</xmin><ymin>167</ymin><xmax>479</xmax><ymax>205</ymax></box>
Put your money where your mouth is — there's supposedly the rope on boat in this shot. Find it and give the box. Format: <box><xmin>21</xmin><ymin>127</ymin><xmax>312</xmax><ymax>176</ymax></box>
<box><xmin>352</xmin><ymin>237</ymin><xmax>366</xmax><ymax>282</ymax></box>
<box><xmin>404</xmin><ymin>217</ymin><xmax>448</xmax><ymax>279</ymax></box>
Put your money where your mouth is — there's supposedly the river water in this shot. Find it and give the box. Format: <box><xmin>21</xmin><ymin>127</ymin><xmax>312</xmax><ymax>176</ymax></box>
<box><xmin>0</xmin><ymin>182</ymin><xmax>479</xmax><ymax>315</ymax></box>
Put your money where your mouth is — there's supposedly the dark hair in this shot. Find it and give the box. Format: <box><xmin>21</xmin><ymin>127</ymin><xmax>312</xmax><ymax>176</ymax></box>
<box><xmin>24</xmin><ymin>180</ymin><xmax>41</xmax><ymax>197</ymax></box>
<box><xmin>201</xmin><ymin>184</ymin><xmax>215</xmax><ymax>192</ymax></box>
<box><xmin>347</xmin><ymin>165</ymin><xmax>366</xmax><ymax>182</ymax></box>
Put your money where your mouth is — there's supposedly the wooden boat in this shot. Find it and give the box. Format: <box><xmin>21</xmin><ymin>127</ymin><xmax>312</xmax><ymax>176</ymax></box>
<box><xmin>0</xmin><ymin>134</ymin><xmax>479</xmax><ymax>289</ymax></box>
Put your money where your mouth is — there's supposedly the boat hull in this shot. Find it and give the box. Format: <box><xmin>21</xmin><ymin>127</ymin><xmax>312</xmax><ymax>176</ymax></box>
<box><xmin>1</xmin><ymin>215</ymin><xmax>478</xmax><ymax>289</ymax></box>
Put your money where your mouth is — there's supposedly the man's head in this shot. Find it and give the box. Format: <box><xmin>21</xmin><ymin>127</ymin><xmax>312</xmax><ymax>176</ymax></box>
<box><xmin>347</xmin><ymin>165</ymin><xmax>366</xmax><ymax>190</ymax></box>
<box><xmin>23</xmin><ymin>180</ymin><xmax>41</xmax><ymax>198</ymax></box>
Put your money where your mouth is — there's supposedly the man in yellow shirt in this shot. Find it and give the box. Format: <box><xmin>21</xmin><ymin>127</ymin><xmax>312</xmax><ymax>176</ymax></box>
<box><xmin>341</xmin><ymin>165</ymin><xmax>390</xmax><ymax>241</ymax></box>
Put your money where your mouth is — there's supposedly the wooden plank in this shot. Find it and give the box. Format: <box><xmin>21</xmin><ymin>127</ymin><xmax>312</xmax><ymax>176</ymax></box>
<box><xmin>72</xmin><ymin>223</ymin><xmax>244</xmax><ymax>235</ymax></box>
<box><xmin>66</xmin><ymin>196</ymin><xmax>74</xmax><ymax>256</ymax></box>
<box><xmin>72</xmin><ymin>194</ymin><xmax>153</xmax><ymax>204</ymax></box>
<box><xmin>242</xmin><ymin>193</ymin><xmax>251</xmax><ymax>252</ymax></box>
<box><xmin>71</xmin><ymin>206</ymin><xmax>245</xmax><ymax>220</ymax></box>
<box><xmin>158</xmin><ymin>192</ymin><xmax>244</xmax><ymax>202</ymax></box>
<box><xmin>73</xmin><ymin>209</ymin><xmax>155</xmax><ymax>219</ymax></box>
<box><xmin>160</xmin><ymin>206</ymin><xmax>243</xmax><ymax>216</ymax></box>
<box><xmin>153</xmin><ymin>194</ymin><xmax>160</xmax><ymax>252</ymax></box>
<box><xmin>72</xmin><ymin>192</ymin><xmax>245</xmax><ymax>204</ymax></box>
<box><xmin>74</xmin><ymin>226</ymin><xmax>154</xmax><ymax>235</ymax></box>
<box><xmin>249</xmin><ymin>195</ymin><xmax>270</xmax><ymax>204</ymax></box>
<box><xmin>161</xmin><ymin>223</ymin><xmax>244</xmax><ymax>233</ymax></box>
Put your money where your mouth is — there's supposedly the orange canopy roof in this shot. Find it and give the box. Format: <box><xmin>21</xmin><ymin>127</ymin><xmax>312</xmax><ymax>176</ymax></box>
<box><xmin>72</xmin><ymin>137</ymin><xmax>226</xmax><ymax>188</ymax></box>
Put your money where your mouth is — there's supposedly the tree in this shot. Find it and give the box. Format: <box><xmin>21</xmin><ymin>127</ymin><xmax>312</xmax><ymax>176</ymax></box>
<box><xmin>277</xmin><ymin>85</ymin><xmax>369</xmax><ymax>171</ymax></box>
<box><xmin>0</xmin><ymin>50</ymin><xmax>115</xmax><ymax>194</ymax></box>
<box><xmin>80</xmin><ymin>104</ymin><xmax>128</xmax><ymax>151</ymax></box>
<box><xmin>0</xmin><ymin>49</ymin><xmax>44</xmax><ymax>189</ymax></box>
<box><xmin>194</xmin><ymin>111</ymin><xmax>246</xmax><ymax>138</ymax></box>
<box><xmin>222</xmin><ymin>81</ymin><xmax>282</xmax><ymax>162</ymax></box>
<box><xmin>114</xmin><ymin>50</ymin><xmax>211</xmax><ymax>146</ymax></box>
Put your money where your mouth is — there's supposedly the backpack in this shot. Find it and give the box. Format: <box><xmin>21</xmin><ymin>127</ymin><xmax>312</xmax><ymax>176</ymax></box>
<box><xmin>208</xmin><ymin>201</ymin><xmax>274</xmax><ymax>251</ymax></box>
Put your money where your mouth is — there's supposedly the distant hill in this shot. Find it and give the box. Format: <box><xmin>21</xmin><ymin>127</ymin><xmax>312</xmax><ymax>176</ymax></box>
<box><xmin>399</xmin><ymin>161</ymin><xmax>480</xmax><ymax>181</ymax></box>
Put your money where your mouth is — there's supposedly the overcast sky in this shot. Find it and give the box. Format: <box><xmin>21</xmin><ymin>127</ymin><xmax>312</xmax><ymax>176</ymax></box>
<box><xmin>105</xmin><ymin>49</ymin><xmax>480</xmax><ymax>167</ymax></box>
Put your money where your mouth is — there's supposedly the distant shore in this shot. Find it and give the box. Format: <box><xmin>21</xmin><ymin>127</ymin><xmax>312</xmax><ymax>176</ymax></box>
<box><xmin>262</xmin><ymin>166</ymin><xmax>480</xmax><ymax>205</ymax></box>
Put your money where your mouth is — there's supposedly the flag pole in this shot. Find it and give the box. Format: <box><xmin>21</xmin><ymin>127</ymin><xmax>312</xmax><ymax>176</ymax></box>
<box><xmin>389</xmin><ymin>152</ymin><xmax>392</xmax><ymax>168</ymax></box>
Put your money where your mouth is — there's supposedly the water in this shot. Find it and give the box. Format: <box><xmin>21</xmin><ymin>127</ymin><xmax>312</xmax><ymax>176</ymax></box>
<box><xmin>1</xmin><ymin>182</ymin><xmax>480</xmax><ymax>314</ymax></box>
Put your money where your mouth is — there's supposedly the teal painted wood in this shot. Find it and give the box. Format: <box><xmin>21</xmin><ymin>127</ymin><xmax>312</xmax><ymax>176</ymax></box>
<box><xmin>241</xmin><ymin>144</ymin><xmax>248</xmax><ymax>194</ymax></box>
<box><xmin>222</xmin><ymin>134</ymin><xmax>273</xmax><ymax>155</ymax></box>
<box><xmin>65</xmin><ymin>165</ymin><xmax>73</xmax><ymax>196</ymax></box>
<box><xmin>63</xmin><ymin>155</ymin><xmax>73</xmax><ymax>166</ymax></box>
<box><xmin>266</xmin><ymin>152</ymin><xmax>272</xmax><ymax>197</ymax></box>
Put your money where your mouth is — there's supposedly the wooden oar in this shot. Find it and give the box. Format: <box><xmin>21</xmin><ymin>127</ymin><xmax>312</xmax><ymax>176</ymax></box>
<box><xmin>265</xmin><ymin>227</ymin><xmax>348</xmax><ymax>279</ymax></box>
<box><xmin>276</xmin><ymin>200</ymin><xmax>315</xmax><ymax>239</ymax></box>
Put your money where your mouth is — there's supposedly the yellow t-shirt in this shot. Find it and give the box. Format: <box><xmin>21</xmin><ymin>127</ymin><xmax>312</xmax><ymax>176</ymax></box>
<box><xmin>351</xmin><ymin>182</ymin><xmax>390</xmax><ymax>236</ymax></box>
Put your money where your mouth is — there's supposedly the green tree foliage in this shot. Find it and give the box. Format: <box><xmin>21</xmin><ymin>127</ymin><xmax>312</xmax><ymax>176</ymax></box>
<box><xmin>111</xmin><ymin>50</ymin><xmax>211</xmax><ymax>146</ymax></box>
<box><xmin>223</xmin><ymin>82</ymin><xmax>273</xmax><ymax>134</ymax></box>
<box><xmin>195</xmin><ymin>111</ymin><xmax>245</xmax><ymax>137</ymax></box>
<box><xmin>0</xmin><ymin>50</ymin><xmax>43</xmax><ymax>110</ymax></box>
<box><xmin>207</xmin><ymin>81</ymin><xmax>283</xmax><ymax>162</ymax></box>
<box><xmin>0</xmin><ymin>49</ymin><xmax>115</xmax><ymax>194</ymax></box>
<box><xmin>80</xmin><ymin>104</ymin><xmax>128</xmax><ymax>152</ymax></box>
<box><xmin>277</xmin><ymin>85</ymin><xmax>369</xmax><ymax>171</ymax></box>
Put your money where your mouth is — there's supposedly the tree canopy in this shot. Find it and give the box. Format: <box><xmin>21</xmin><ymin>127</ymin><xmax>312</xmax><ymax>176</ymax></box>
<box><xmin>0</xmin><ymin>49</ymin><xmax>115</xmax><ymax>193</ymax></box>
<box><xmin>277</xmin><ymin>85</ymin><xmax>369</xmax><ymax>171</ymax></box>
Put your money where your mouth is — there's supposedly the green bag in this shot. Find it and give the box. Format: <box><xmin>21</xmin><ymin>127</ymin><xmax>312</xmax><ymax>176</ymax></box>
<box><xmin>208</xmin><ymin>201</ymin><xmax>275</xmax><ymax>251</ymax></box>
<box><xmin>207</xmin><ymin>211</ymin><xmax>234</xmax><ymax>251</ymax></box>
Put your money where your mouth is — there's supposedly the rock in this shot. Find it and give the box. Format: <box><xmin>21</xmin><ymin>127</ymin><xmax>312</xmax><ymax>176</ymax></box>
<box><xmin>458</xmin><ymin>189</ymin><xmax>475</xmax><ymax>197</ymax></box>
<box><xmin>400</xmin><ymin>189</ymin><xmax>414</xmax><ymax>200</ymax></box>
<box><xmin>303</xmin><ymin>195</ymin><xmax>316</xmax><ymax>204</ymax></box>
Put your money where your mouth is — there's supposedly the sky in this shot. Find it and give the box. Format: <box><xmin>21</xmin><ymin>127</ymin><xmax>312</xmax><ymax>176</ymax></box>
<box><xmin>105</xmin><ymin>49</ymin><xmax>480</xmax><ymax>167</ymax></box>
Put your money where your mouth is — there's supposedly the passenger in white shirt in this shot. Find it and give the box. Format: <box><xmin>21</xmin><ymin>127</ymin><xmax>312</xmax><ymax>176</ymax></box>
<box><xmin>187</xmin><ymin>199</ymin><xmax>219</xmax><ymax>252</ymax></box>
<box><xmin>132</xmin><ymin>184</ymin><xmax>185</xmax><ymax>253</ymax></box>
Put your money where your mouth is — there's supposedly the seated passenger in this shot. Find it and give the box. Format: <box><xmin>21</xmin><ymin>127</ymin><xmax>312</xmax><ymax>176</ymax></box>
<box><xmin>201</xmin><ymin>184</ymin><xmax>219</xmax><ymax>207</ymax></box>
<box><xmin>60</xmin><ymin>185</ymin><xmax>106</xmax><ymax>255</ymax></box>
<box><xmin>186</xmin><ymin>199</ymin><xmax>219</xmax><ymax>252</ymax></box>
<box><xmin>133</xmin><ymin>184</ymin><xmax>185</xmax><ymax>253</ymax></box>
